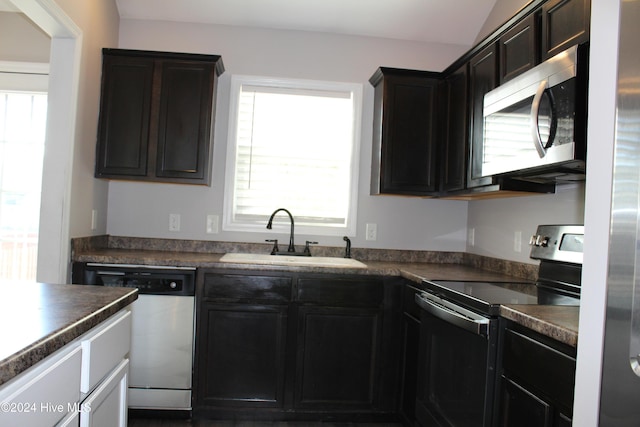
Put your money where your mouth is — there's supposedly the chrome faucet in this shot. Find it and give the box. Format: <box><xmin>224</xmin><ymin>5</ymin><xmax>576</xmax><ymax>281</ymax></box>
<box><xmin>266</xmin><ymin>208</ymin><xmax>296</xmax><ymax>253</ymax></box>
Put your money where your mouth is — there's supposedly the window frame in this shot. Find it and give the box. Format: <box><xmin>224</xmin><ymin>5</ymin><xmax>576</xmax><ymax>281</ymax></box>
<box><xmin>222</xmin><ymin>75</ymin><xmax>363</xmax><ymax>237</ymax></box>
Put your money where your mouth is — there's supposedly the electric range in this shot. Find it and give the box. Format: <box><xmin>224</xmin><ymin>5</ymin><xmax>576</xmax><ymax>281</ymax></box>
<box><xmin>414</xmin><ymin>224</ymin><xmax>583</xmax><ymax>427</ymax></box>
<box><xmin>422</xmin><ymin>224</ymin><xmax>583</xmax><ymax>316</ymax></box>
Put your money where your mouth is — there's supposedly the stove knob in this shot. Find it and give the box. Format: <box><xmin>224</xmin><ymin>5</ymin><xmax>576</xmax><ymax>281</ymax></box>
<box><xmin>530</xmin><ymin>235</ymin><xmax>549</xmax><ymax>247</ymax></box>
<box><xmin>169</xmin><ymin>281</ymin><xmax>177</xmax><ymax>289</ymax></box>
<box><xmin>536</xmin><ymin>236</ymin><xmax>550</xmax><ymax>247</ymax></box>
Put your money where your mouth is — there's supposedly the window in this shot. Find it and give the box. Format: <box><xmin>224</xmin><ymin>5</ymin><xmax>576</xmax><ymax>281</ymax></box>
<box><xmin>0</xmin><ymin>89</ymin><xmax>47</xmax><ymax>281</ymax></box>
<box><xmin>223</xmin><ymin>76</ymin><xmax>362</xmax><ymax>236</ymax></box>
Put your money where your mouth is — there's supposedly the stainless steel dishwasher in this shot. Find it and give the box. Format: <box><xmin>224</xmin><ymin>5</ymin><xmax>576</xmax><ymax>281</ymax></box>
<box><xmin>76</xmin><ymin>263</ymin><xmax>196</xmax><ymax>414</ymax></box>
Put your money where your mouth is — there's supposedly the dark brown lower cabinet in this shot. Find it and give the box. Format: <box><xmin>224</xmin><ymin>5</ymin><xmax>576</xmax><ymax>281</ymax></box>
<box><xmin>294</xmin><ymin>305</ymin><xmax>381</xmax><ymax>410</ymax></box>
<box><xmin>497</xmin><ymin>322</ymin><xmax>576</xmax><ymax>427</ymax></box>
<box><xmin>196</xmin><ymin>303</ymin><xmax>289</xmax><ymax>409</ymax></box>
<box><xmin>194</xmin><ymin>270</ymin><xmax>400</xmax><ymax>421</ymax></box>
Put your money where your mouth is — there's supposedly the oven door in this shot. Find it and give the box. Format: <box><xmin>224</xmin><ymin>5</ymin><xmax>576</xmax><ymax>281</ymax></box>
<box><xmin>415</xmin><ymin>292</ymin><xmax>498</xmax><ymax>427</ymax></box>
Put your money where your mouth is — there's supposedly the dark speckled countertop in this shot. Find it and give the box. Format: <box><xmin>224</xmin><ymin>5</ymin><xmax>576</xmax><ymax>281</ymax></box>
<box><xmin>0</xmin><ymin>281</ymin><xmax>138</xmax><ymax>387</ymax></box>
<box><xmin>72</xmin><ymin>235</ymin><xmax>578</xmax><ymax>346</ymax></box>
<box><xmin>500</xmin><ymin>305</ymin><xmax>579</xmax><ymax>347</ymax></box>
<box><xmin>71</xmin><ymin>236</ymin><xmax>579</xmax><ymax>347</ymax></box>
<box><xmin>73</xmin><ymin>248</ymin><xmax>536</xmax><ymax>282</ymax></box>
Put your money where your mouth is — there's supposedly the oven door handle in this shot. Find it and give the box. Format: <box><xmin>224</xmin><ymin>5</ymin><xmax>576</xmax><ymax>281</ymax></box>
<box><xmin>415</xmin><ymin>292</ymin><xmax>490</xmax><ymax>337</ymax></box>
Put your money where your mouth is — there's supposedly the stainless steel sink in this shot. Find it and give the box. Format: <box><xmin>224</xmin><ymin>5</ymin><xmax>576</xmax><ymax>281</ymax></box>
<box><xmin>219</xmin><ymin>253</ymin><xmax>367</xmax><ymax>269</ymax></box>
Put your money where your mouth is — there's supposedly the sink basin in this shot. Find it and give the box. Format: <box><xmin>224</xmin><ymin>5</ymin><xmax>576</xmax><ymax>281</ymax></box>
<box><xmin>219</xmin><ymin>253</ymin><xmax>367</xmax><ymax>269</ymax></box>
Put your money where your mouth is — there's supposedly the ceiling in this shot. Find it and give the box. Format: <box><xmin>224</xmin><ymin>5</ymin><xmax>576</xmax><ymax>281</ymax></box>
<box><xmin>114</xmin><ymin>0</ymin><xmax>498</xmax><ymax>46</ymax></box>
<box><xmin>0</xmin><ymin>0</ymin><xmax>499</xmax><ymax>46</ymax></box>
<box><xmin>0</xmin><ymin>0</ymin><xmax>17</xmax><ymax>12</ymax></box>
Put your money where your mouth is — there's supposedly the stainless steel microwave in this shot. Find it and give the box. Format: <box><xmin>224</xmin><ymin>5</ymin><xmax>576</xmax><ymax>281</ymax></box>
<box><xmin>477</xmin><ymin>44</ymin><xmax>588</xmax><ymax>183</ymax></box>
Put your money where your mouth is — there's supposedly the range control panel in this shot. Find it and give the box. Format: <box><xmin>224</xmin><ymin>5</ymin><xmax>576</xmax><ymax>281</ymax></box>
<box><xmin>529</xmin><ymin>224</ymin><xmax>584</xmax><ymax>265</ymax></box>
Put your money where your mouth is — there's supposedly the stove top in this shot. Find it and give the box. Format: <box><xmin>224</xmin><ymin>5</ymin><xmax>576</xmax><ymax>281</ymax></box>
<box><xmin>421</xmin><ymin>225</ymin><xmax>584</xmax><ymax>317</ymax></box>
<box><xmin>423</xmin><ymin>280</ymin><xmax>579</xmax><ymax>316</ymax></box>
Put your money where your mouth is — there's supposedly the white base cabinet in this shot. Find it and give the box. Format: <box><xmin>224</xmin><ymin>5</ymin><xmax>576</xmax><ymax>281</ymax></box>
<box><xmin>0</xmin><ymin>344</ymin><xmax>82</xmax><ymax>427</ymax></box>
<box><xmin>0</xmin><ymin>309</ymin><xmax>132</xmax><ymax>427</ymax></box>
<box><xmin>80</xmin><ymin>359</ymin><xmax>129</xmax><ymax>427</ymax></box>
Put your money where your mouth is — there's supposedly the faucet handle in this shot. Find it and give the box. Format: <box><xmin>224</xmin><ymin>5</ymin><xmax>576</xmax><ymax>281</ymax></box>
<box><xmin>266</xmin><ymin>239</ymin><xmax>279</xmax><ymax>255</ymax></box>
<box><xmin>304</xmin><ymin>241</ymin><xmax>318</xmax><ymax>255</ymax></box>
<box><xmin>343</xmin><ymin>236</ymin><xmax>351</xmax><ymax>258</ymax></box>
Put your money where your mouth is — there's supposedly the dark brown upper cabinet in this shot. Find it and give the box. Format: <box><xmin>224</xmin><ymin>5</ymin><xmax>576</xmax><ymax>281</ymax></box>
<box><xmin>370</xmin><ymin>68</ymin><xmax>441</xmax><ymax>196</ymax></box>
<box><xmin>95</xmin><ymin>49</ymin><xmax>224</xmax><ymax>185</ymax></box>
<box><xmin>500</xmin><ymin>13</ymin><xmax>539</xmax><ymax>83</ymax></box>
<box><xmin>541</xmin><ymin>0</ymin><xmax>590</xmax><ymax>60</ymax></box>
<box><xmin>371</xmin><ymin>0</ymin><xmax>590</xmax><ymax>199</ymax></box>
<box><xmin>467</xmin><ymin>43</ymin><xmax>498</xmax><ymax>189</ymax></box>
<box><xmin>440</xmin><ymin>64</ymin><xmax>468</xmax><ymax>193</ymax></box>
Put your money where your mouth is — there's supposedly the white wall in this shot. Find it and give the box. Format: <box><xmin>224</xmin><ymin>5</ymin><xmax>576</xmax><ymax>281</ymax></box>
<box><xmin>108</xmin><ymin>6</ymin><xmax>589</xmax><ymax>256</ymax></box>
<box><xmin>107</xmin><ymin>20</ymin><xmax>470</xmax><ymax>251</ymax></box>
<box><xmin>53</xmin><ymin>0</ymin><xmax>120</xmax><ymax>240</ymax></box>
<box><xmin>0</xmin><ymin>11</ymin><xmax>50</xmax><ymax>62</ymax></box>
<box><xmin>467</xmin><ymin>185</ymin><xmax>585</xmax><ymax>263</ymax></box>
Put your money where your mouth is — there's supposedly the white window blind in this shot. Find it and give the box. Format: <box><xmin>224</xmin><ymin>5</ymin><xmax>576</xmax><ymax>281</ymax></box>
<box><xmin>224</xmin><ymin>76</ymin><xmax>362</xmax><ymax>236</ymax></box>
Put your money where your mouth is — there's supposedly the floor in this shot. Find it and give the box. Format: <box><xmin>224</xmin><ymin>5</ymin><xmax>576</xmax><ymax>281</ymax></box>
<box><xmin>128</xmin><ymin>419</ymin><xmax>402</xmax><ymax>427</ymax></box>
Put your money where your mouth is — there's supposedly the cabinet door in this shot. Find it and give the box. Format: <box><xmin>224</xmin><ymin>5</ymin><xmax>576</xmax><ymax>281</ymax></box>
<box><xmin>95</xmin><ymin>55</ymin><xmax>154</xmax><ymax>178</ymax></box>
<box><xmin>501</xmin><ymin>328</ymin><xmax>576</xmax><ymax>411</ymax></box>
<box><xmin>441</xmin><ymin>64</ymin><xmax>468</xmax><ymax>192</ymax></box>
<box><xmin>294</xmin><ymin>305</ymin><xmax>381</xmax><ymax>410</ymax></box>
<box><xmin>80</xmin><ymin>310</ymin><xmax>131</xmax><ymax>394</ymax></box>
<box><xmin>467</xmin><ymin>43</ymin><xmax>498</xmax><ymax>188</ymax></box>
<box><xmin>155</xmin><ymin>60</ymin><xmax>216</xmax><ymax>181</ymax></box>
<box><xmin>196</xmin><ymin>303</ymin><xmax>289</xmax><ymax>409</ymax></box>
<box><xmin>500</xmin><ymin>376</ymin><xmax>573</xmax><ymax>427</ymax></box>
<box><xmin>371</xmin><ymin>69</ymin><xmax>440</xmax><ymax>196</ymax></box>
<box><xmin>497</xmin><ymin>325</ymin><xmax>577</xmax><ymax>427</ymax></box>
<box><xmin>80</xmin><ymin>359</ymin><xmax>128</xmax><ymax>427</ymax></box>
<box><xmin>500</xmin><ymin>14</ymin><xmax>538</xmax><ymax>83</ymax></box>
<box><xmin>499</xmin><ymin>376</ymin><xmax>553</xmax><ymax>427</ymax></box>
<box><xmin>541</xmin><ymin>0</ymin><xmax>590</xmax><ymax>60</ymax></box>
<box><xmin>398</xmin><ymin>310</ymin><xmax>420</xmax><ymax>425</ymax></box>
<box><xmin>0</xmin><ymin>344</ymin><xmax>81</xmax><ymax>427</ymax></box>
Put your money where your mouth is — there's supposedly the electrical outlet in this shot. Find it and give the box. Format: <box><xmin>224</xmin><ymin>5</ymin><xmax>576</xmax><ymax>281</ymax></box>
<box><xmin>91</xmin><ymin>209</ymin><xmax>97</xmax><ymax>231</ymax></box>
<box><xmin>169</xmin><ymin>213</ymin><xmax>181</xmax><ymax>232</ymax></box>
<box><xmin>206</xmin><ymin>214</ymin><xmax>219</xmax><ymax>234</ymax></box>
<box><xmin>514</xmin><ymin>231</ymin><xmax>522</xmax><ymax>253</ymax></box>
<box><xmin>469</xmin><ymin>228</ymin><xmax>475</xmax><ymax>246</ymax></box>
<box><xmin>366</xmin><ymin>223</ymin><xmax>377</xmax><ymax>241</ymax></box>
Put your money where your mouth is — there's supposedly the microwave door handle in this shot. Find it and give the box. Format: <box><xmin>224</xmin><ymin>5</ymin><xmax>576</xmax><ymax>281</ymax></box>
<box><xmin>415</xmin><ymin>293</ymin><xmax>490</xmax><ymax>336</ymax></box>
<box><xmin>531</xmin><ymin>79</ymin><xmax>548</xmax><ymax>158</ymax></box>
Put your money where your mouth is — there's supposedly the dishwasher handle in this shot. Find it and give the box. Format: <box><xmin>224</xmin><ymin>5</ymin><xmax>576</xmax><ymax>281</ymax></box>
<box><xmin>415</xmin><ymin>292</ymin><xmax>490</xmax><ymax>337</ymax></box>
